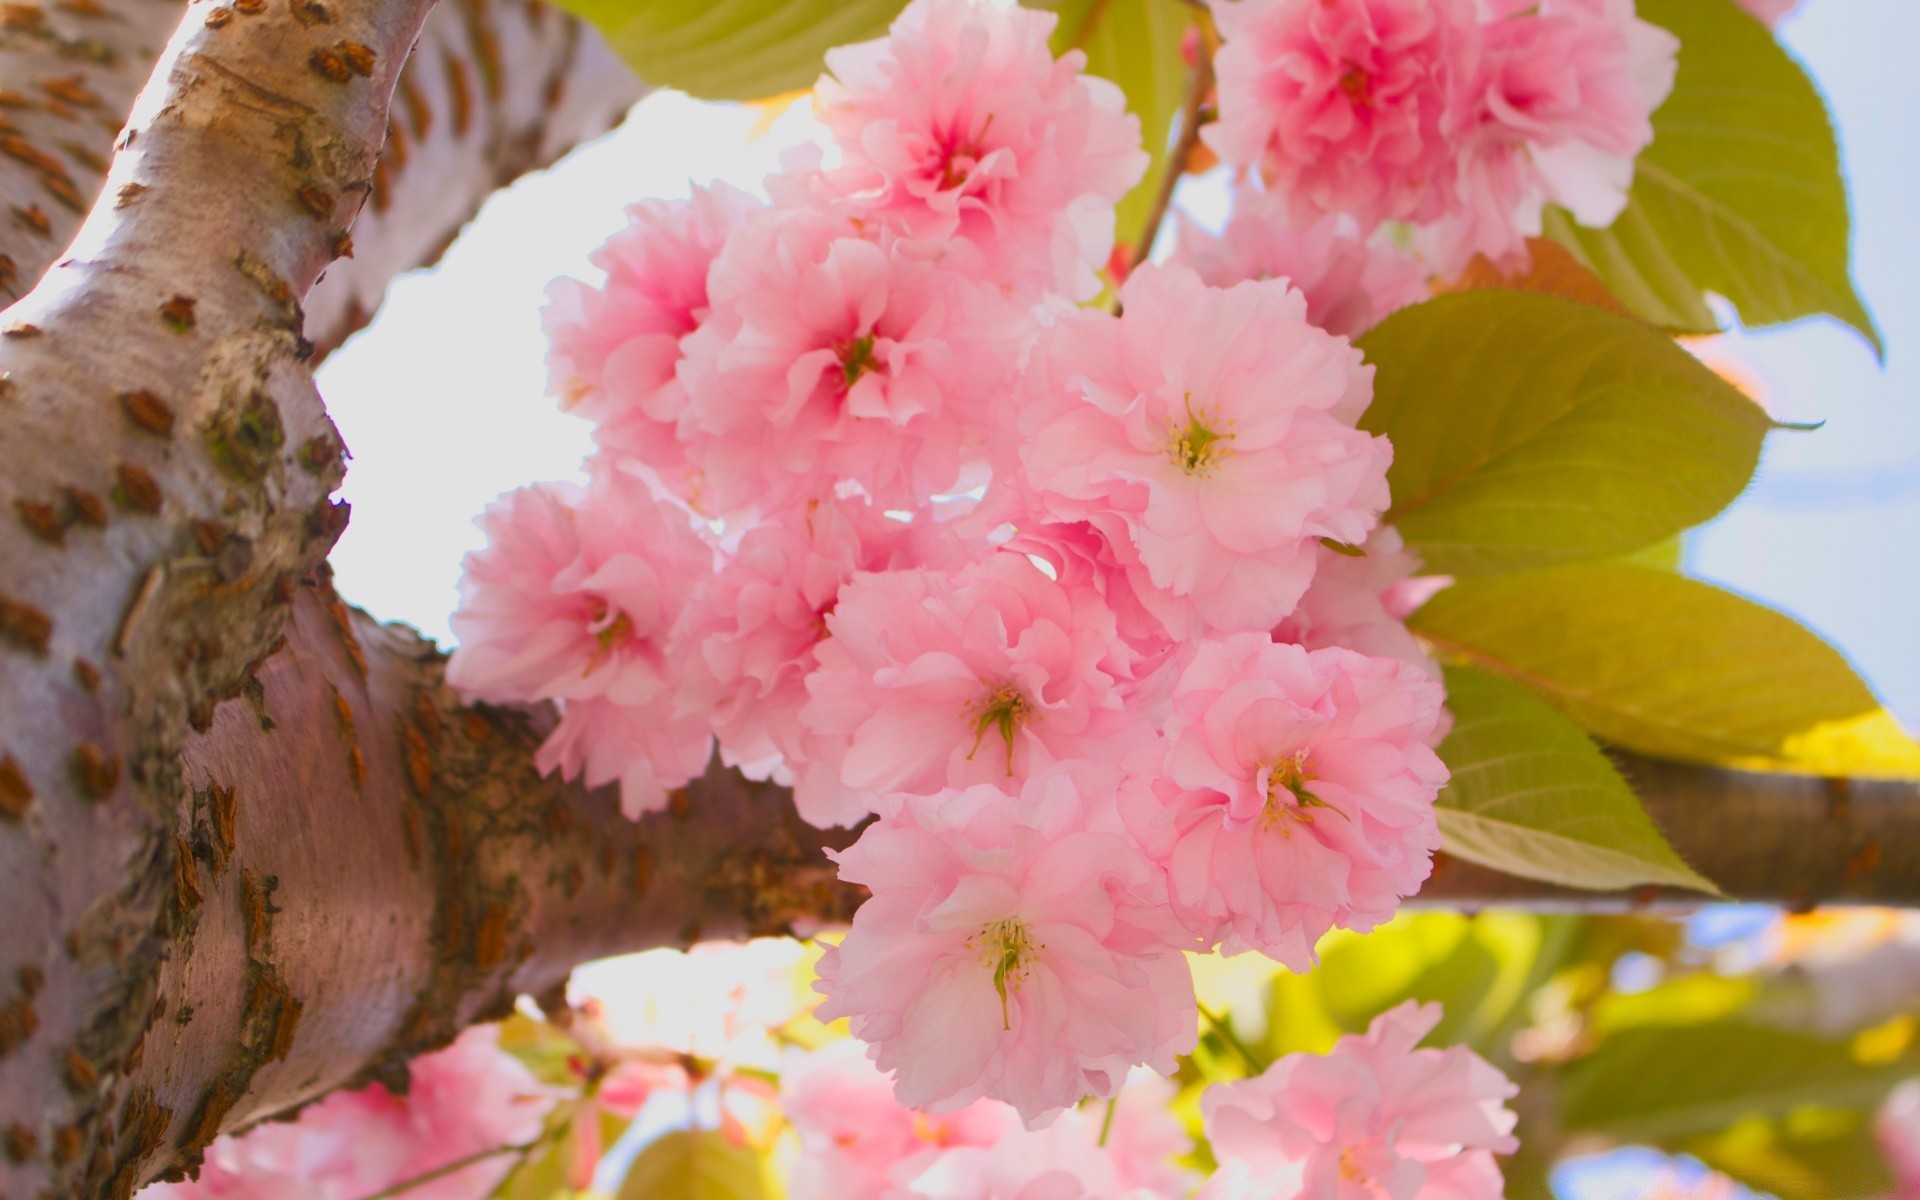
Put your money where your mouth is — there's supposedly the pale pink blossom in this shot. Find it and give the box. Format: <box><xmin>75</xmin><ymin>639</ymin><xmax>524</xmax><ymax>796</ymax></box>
<box><xmin>1171</xmin><ymin>191</ymin><xmax>1429</xmax><ymax>338</ymax></box>
<box><xmin>1423</xmin><ymin>0</ymin><xmax>1678</xmax><ymax>271</ymax></box>
<box><xmin>1204</xmin><ymin>0</ymin><xmax>1482</xmax><ymax>230</ymax></box>
<box><xmin>783</xmin><ymin>1039</ymin><xmax>1018</xmax><ymax>1200</ymax></box>
<box><xmin>1010</xmin><ymin>264</ymin><xmax>1391</xmax><ymax>634</ymax></box>
<box><xmin>446</xmin><ymin>472</ymin><xmax>715</xmax><ymax>817</ymax></box>
<box><xmin>1198</xmin><ymin>1002</ymin><xmax>1518</xmax><ymax>1200</ymax></box>
<box><xmin>674</xmin><ymin>496</ymin><xmax>918</xmax><ymax>807</ymax></box>
<box><xmin>544</xmin><ymin>181</ymin><xmax>759</xmax><ymax>497</ymax></box>
<box><xmin>815</xmin><ymin>764</ymin><xmax>1199</xmax><ymax>1126</ymax></box>
<box><xmin>798</xmin><ymin>553</ymin><xmax>1139</xmax><ymax>820</ymax></box>
<box><xmin>679</xmin><ymin>203</ymin><xmax>1021</xmax><ymax>515</ymax></box>
<box><xmin>1271</xmin><ymin>526</ymin><xmax>1445</xmax><ymax>685</ymax></box>
<box><xmin>139</xmin><ymin>1026</ymin><xmax>554</xmax><ymax>1200</ymax></box>
<box><xmin>1734</xmin><ymin>0</ymin><xmax>1797</xmax><ymax>28</ymax></box>
<box><xmin>1879</xmin><ymin>1082</ymin><xmax>1920</xmax><ymax>1199</ymax></box>
<box><xmin>816</xmin><ymin>0</ymin><xmax>1148</xmax><ymax>300</ymax></box>
<box><xmin>1121</xmin><ymin>634</ymin><xmax>1447</xmax><ymax>968</ymax></box>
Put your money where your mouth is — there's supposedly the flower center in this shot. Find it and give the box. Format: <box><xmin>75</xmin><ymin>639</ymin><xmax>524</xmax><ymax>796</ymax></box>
<box><xmin>965</xmin><ymin>683</ymin><xmax>1032</xmax><ymax>775</ymax></box>
<box><xmin>1339</xmin><ymin>1145</ymin><xmax>1374</xmax><ymax>1185</ymax></box>
<box><xmin>970</xmin><ymin>917</ymin><xmax>1039</xmax><ymax>1030</ymax></box>
<box><xmin>1260</xmin><ymin>749</ymin><xmax>1333</xmax><ymax>834</ymax></box>
<box><xmin>936</xmin><ymin>114</ymin><xmax>994</xmax><ymax>191</ymax></box>
<box><xmin>1168</xmin><ymin>394</ymin><xmax>1235</xmax><ymax>476</ymax></box>
<box><xmin>1338</xmin><ymin>63</ymin><xmax>1373</xmax><ymax>107</ymax></box>
<box><xmin>838</xmin><ymin>332</ymin><xmax>879</xmax><ymax>390</ymax></box>
<box><xmin>583</xmin><ymin>600</ymin><xmax>635</xmax><ymax>676</ymax></box>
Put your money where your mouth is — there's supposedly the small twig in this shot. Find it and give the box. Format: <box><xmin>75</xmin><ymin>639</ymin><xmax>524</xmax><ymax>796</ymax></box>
<box><xmin>1127</xmin><ymin>19</ymin><xmax>1217</xmax><ymax>275</ymax></box>
<box><xmin>351</xmin><ymin>1139</ymin><xmax>541</xmax><ymax>1200</ymax></box>
<box><xmin>1197</xmin><ymin>1002</ymin><xmax>1266</xmax><ymax>1075</ymax></box>
<box><xmin>1068</xmin><ymin>0</ymin><xmax>1114</xmax><ymax>49</ymax></box>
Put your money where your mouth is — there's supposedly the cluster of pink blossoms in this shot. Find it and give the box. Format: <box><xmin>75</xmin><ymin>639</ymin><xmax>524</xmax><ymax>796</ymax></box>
<box><xmin>448</xmin><ymin>0</ymin><xmax>1518</xmax><ymax>1191</ymax></box>
<box><xmin>779</xmin><ymin>1004</ymin><xmax>1516</xmax><ymax>1200</ymax></box>
<box><xmin>1184</xmin><ymin>0</ymin><xmax>1679</xmax><ymax>315</ymax></box>
<box><xmin>141</xmin><ymin>1026</ymin><xmax>553</xmax><ymax>1200</ymax></box>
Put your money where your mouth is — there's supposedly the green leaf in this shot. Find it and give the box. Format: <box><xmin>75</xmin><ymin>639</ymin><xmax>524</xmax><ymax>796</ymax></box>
<box><xmin>617</xmin><ymin>1130</ymin><xmax>775</xmax><ymax>1200</ymax></box>
<box><xmin>1688</xmin><ymin>1110</ymin><xmax>1895</xmax><ymax>1200</ymax></box>
<box><xmin>556</xmin><ymin>0</ymin><xmax>908</xmax><ymax>101</ymax></box>
<box><xmin>1558</xmin><ymin>1021</ymin><xmax>1919</xmax><ymax>1145</ymax></box>
<box><xmin>1355</xmin><ymin>292</ymin><xmax>1769</xmax><ymax>577</ymax></box>
<box><xmin>1542</xmin><ymin>0</ymin><xmax>1880</xmax><ymax>352</ymax></box>
<box><xmin>1036</xmin><ymin>0</ymin><xmax>1192</xmax><ymax>250</ymax></box>
<box><xmin>1412</xmin><ymin>563</ymin><xmax>1920</xmax><ymax>777</ymax></box>
<box><xmin>1434</xmin><ymin>666</ymin><xmax>1716</xmax><ymax>893</ymax></box>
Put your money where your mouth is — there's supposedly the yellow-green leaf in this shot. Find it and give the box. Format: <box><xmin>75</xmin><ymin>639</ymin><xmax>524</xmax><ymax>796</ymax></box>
<box><xmin>1036</xmin><ymin>0</ymin><xmax>1193</xmax><ymax>250</ymax></box>
<box><xmin>1435</xmin><ymin>666</ymin><xmax>1716</xmax><ymax>893</ymax></box>
<box><xmin>1688</xmin><ymin>1110</ymin><xmax>1895</xmax><ymax>1200</ymax></box>
<box><xmin>1411</xmin><ymin>563</ymin><xmax>1920</xmax><ymax>778</ymax></box>
<box><xmin>1543</xmin><ymin>0</ymin><xmax>1880</xmax><ymax>352</ymax></box>
<box><xmin>617</xmin><ymin>1130</ymin><xmax>776</xmax><ymax>1200</ymax></box>
<box><xmin>1559</xmin><ymin>1021</ymin><xmax>1920</xmax><ymax>1144</ymax></box>
<box><xmin>556</xmin><ymin>0</ymin><xmax>908</xmax><ymax>101</ymax></box>
<box><xmin>1356</xmin><ymin>292</ymin><xmax>1769</xmax><ymax>576</ymax></box>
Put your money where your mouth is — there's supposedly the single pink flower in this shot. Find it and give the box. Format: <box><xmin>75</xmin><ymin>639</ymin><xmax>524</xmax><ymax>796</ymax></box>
<box><xmin>446</xmin><ymin>471</ymin><xmax>716</xmax><ymax>817</ymax></box>
<box><xmin>1009</xmin><ymin>263</ymin><xmax>1391</xmax><ymax>634</ymax></box>
<box><xmin>679</xmin><ymin>202</ymin><xmax>1022</xmax><ymax>515</ymax></box>
<box><xmin>798</xmin><ymin>553</ymin><xmax>1140</xmax><ymax>821</ymax></box>
<box><xmin>1120</xmin><ymin>634</ymin><xmax>1447</xmax><ymax>968</ymax></box>
<box><xmin>544</xmin><ymin>181</ymin><xmax>759</xmax><ymax>499</ymax></box>
<box><xmin>1204</xmin><ymin>0</ymin><xmax>1482</xmax><ymax>230</ymax></box>
<box><xmin>1198</xmin><ymin>1002</ymin><xmax>1518</xmax><ymax>1200</ymax></box>
<box><xmin>139</xmin><ymin>1026</ymin><xmax>555</xmax><ymax>1200</ymax></box>
<box><xmin>782</xmin><ymin>1039</ymin><xmax>1017</xmax><ymax>1200</ymax></box>
<box><xmin>816</xmin><ymin>0</ymin><xmax>1148</xmax><ymax>300</ymax></box>
<box><xmin>1423</xmin><ymin>0</ymin><xmax>1677</xmax><ymax>271</ymax></box>
<box><xmin>1171</xmin><ymin>190</ymin><xmax>1430</xmax><ymax>338</ymax></box>
<box><xmin>815</xmin><ymin>764</ymin><xmax>1199</xmax><ymax>1126</ymax></box>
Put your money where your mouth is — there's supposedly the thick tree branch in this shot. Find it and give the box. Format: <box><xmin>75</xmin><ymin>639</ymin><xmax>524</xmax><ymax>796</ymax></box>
<box><xmin>0</xmin><ymin>0</ymin><xmax>433</xmax><ymax>1192</ymax></box>
<box><xmin>0</xmin><ymin>0</ymin><xmax>644</xmax><ymax>357</ymax></box>
<box><xmin>302</xmin><ymin>0</ymin><xmax>644</xmax><ymax>359</ymax></box>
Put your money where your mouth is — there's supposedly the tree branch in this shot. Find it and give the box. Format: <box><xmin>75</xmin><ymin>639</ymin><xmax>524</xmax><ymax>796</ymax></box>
<box><xmin>0</xmin><ymin>0</ymin><xmax>645</xmax><ymax>359</ymax></box>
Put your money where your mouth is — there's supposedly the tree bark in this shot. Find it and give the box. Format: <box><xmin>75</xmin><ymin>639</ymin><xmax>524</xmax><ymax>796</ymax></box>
<box><xmin>0</xmin><ymin>0</ymin><xmax>644</xmax><ymax>357</ymax></box>
<box><xmin>0</xmin><ymin>0</ymin><xmax>1915</xmax><ymax>1196</ymax></box>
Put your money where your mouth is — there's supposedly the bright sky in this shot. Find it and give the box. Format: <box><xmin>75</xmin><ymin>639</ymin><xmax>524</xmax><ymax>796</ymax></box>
<box><xmin>319</xmin><ymin>0</ymin><xmax>1920</xmax><ymax>726</ymax></box>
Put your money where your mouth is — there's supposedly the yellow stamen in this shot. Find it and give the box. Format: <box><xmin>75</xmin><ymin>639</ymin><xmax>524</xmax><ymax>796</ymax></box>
<box><xmin>970</xmin><ymin>918</ymin><xmax>1039</xmax><ymax>1031</ymax></box>
<box><xmin>966</xmin><ymin>684</ymin><xmax>1030</xmax><ymax>776</ymax></box>
<box><xmin>1168</xmin><ymin>393</ymin><xmax>1235</xmax><ymax>476</ymax></box>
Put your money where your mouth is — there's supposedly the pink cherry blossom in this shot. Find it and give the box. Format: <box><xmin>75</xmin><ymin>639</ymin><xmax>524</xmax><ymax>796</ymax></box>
<box><xmin>814</xmin><ymin>764</ymin><xmax>1199</xmax><ymax>1126</ymax></box>
<box><xmin>446</xmin><ymin>471</ymin><xmax>715</xmax><ymax>817</ymax></box>
<box><xmin>1009</xmin><ymin>263</ymin><xmax>1391</xmax><ymax>634</ymax></box>
<box><xmin>543</xmin><ymin>181</ymin><xmax>758</xmax><ymax>498</ymax></box>
<box><xmin>139</xmin><ymin>1025</ymin><xmax>554</xmax><ymax>1200</ymax></box>
<box><xmin>783</xmin><ymin>1039</ymin><xmax>1019</xmax><ymax>1200</ymax></box>
<box><xmin>674</xmin><ymin>496</ymin><xmax>924</xmax><ymax>821</ymax></box>
<box><xmin>816</xmin><ymin>0</ymin><xmax>1148</xmax><ymax>300</ymax></box>
<box><xmin>1171</xmin><ymin>190</ymin><xmax>1430</xmax><ymax>338</ymax></box>
<box><xmin>1271</xmin><ymin>526</ymin><xmax>1445</xmax><ymax>685</ymax></box>
<box><xmin>1734</xmin><ymin>0</ymin><xmax>1797</xmax><ymax>28</ymax></box>
<box><xmin>1121</xmin><ymin>634</ymin><xmax>1447</xmax><ymax>968</ymax></box>
<box><xmin>798</xmin><ymin>553</ymin><xmax>1139</xmax><ymax>820</ymax></box>
<box><xmin>1879</xmin><ymin>1082</ymin><xmax>1920</xmax><ymax>1199</ymax></box>
<box><xmin>1204</xmin><ymin>0</ymin><xmax>1482</xmax><ymax>230</ymax></box>
<box><xmin>1198</xmin><ymin>1002</ymin><xmax>1518</xmax><ymax>1200</ymax></box>
<box><xmin>679</xmin><ymin>202</ymin><xmax>1022</xmax><ymax>515</ymax></box>
<box><xmin>1423</xmin><ymin>0</ymin><xmax>1678</xmax><ymax>271</ymax></box>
